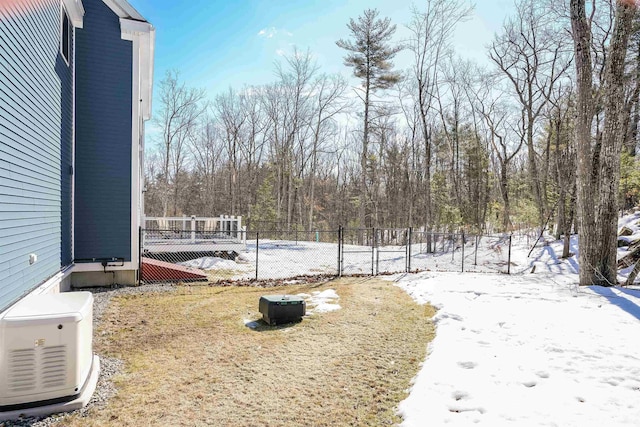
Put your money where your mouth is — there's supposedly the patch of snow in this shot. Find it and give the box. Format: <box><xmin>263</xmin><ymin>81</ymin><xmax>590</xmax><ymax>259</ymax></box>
<box><xmin>619</xmin><ymin>211</ymin><xmax>640</xmax><ymax>231</ymax></box>
<box><xmin>179</xmin><ymin>256</ymin><xmax>246</xmax><ymax>271</ymax></box>
<box><xmin>618</xmin><ymin>212</ymin><xmax>640</xmax><ymax>255</ymax></box>
<box><xmin>313</xmin><ymin>302</ymin><xmax>341</xmax><ymax>313</ymax></box>
<box><xmin>313</xmin><ymin>289</ymin><xmax>339</xmax><ymax>299</ymax></box>
<box><xmin>235</xmin><ymin>252</ymin><xmax>252</xmax><ymax>264</ymax></box>
<box><xmin>244</xmin><ymin>318</ymin><xmax>259</xmax><ymax>329</ymax></box>
<box><xmin>299</xmin><ymin>289</ymin><xmax>341</xmax><ymax>314</ymax></box>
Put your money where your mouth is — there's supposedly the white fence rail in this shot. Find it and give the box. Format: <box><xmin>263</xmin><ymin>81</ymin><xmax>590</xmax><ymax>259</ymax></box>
<box><xmin>144</xmin><ymin>215</ymin><xmax>246</xmax><ymax>243</ymax></box>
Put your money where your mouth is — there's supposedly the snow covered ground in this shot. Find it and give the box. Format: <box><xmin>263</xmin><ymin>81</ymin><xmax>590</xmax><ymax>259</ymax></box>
<box><xmin>393</xmin><ymin>214</ymin><xmax>640</xmax><ymax>426</ymax></box>
<box><xmin>394</xmin><ymin>270</ymin><xmax>640</xmax><ymax>426</ymax></box>
<box><xmin>180</xmin><ymin>233</ymin><xmax>525</xmax><ymax>280</ymax></box>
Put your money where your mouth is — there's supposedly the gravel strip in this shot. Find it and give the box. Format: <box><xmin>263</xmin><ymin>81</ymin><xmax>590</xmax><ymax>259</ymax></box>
<box><xmin>1</xmin><ymin>283</ymin><xmax>176</xmax><ymax>427</ymax></box>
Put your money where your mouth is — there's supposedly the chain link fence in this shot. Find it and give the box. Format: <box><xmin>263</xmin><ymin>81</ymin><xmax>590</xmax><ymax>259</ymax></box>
<box><xmin>139</xmin><ymin>227</ymin><xmax>513</xmax><ymax>284</ymax></box>
<box><xmin>408</xmin><ymin>231</ymin><xmax>513</xmax><ymax>274</ymax></box>
<box><xmin>248</xmin><ymin>230</ymin><xmax>340</xmax><ymax>280</ymax></box>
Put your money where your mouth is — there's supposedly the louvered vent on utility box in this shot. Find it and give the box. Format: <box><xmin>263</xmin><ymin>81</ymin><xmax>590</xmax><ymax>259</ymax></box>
<box><xmin>41</xmin><ymin>346</ymin><xmax>68</xmax><ymax>389</ymax></box>
<box><xmin>8</xmin><ymin>349</ymin><xmax>36</xmax><ymax>393</ymax></box>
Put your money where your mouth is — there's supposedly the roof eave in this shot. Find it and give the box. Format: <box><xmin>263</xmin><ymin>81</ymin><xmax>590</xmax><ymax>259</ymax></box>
<box><xmin>63</xmin><ymin>0</ymin><xmax>85</xmax><ymax>28</ymax></box>
<box><xmin>102</xmin><ymin>0</ymin><xmax>145</xmax><ymax>21</ymax></box>
<box><xmin>120</xmin><ymin>19</ymin><xmax>155</xmax><ymax>121</ymax></box>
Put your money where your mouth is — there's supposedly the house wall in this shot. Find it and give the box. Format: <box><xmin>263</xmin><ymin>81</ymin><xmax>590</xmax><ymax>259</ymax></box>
<box><xmin>74</xmin><ymin>0</ymin><xmax>133</xmax><ymax>264</ymax></box>
<box><xmin>0</xmin><ymin>1</ymin><xmax>74</xmax><ymax>312</ymax></box>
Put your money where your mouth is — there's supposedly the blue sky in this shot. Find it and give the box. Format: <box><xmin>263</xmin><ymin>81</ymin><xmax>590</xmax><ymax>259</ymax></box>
<box><xmin>127</xmin><ymin>0</ymin><xmax>515</xmax><ymax>111</ymax></box>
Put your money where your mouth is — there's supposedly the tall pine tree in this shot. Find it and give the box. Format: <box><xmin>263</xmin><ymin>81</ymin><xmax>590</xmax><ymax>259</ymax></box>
<box><xmin>336</xmin><ymin>9</ymin><xmax>402</xmax><ymax>228</ymax></box>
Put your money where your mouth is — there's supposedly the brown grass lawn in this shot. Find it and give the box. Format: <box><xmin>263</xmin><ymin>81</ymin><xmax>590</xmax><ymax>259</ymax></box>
<box><xmin>55</xmin><ymin>278</ymin><xmax>435</xmax><ymax>427</ymax></box>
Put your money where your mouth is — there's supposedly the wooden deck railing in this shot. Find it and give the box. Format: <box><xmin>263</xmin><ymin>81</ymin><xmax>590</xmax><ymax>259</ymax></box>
<box><xmin>144</xmin><ymin>215</ymin><xmax>246</xmax><ymax>243</ymax></box>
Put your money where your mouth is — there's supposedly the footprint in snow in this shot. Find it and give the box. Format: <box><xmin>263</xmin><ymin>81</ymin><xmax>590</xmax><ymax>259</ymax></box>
<box><xmin>449</xmin><ymin>406</ymin><xmax>486</xmax><ymax>414</ymax></box>
<box><xmin>452</xmin><ymin>391</ymin><xmax>469</xmax><ymax>401</ymax></box>
<box><xmin>458</xmin><ymin>361</ymin><xmax>477</xmax><ymax>369</ymax></box>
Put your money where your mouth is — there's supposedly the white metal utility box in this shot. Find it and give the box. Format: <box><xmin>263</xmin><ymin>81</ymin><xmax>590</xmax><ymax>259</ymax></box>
<box><xmin>0</xmin><ymin>292</ymin><xmax>95</xmax><ymax>412</ymax></box>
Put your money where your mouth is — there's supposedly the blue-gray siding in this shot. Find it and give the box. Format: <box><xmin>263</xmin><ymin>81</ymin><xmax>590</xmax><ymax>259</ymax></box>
<box><xmin>0</xmin><ymin>0</ymin><xmax>74</xmax><ymax>311</ymax></box>
<box><xmin>75</xmin><ymin>0</ymin><xmax>133</xmax><ymax>262</ymax></box>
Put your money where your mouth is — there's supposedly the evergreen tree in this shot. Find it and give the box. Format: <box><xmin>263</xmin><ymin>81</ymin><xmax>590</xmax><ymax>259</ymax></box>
<box><xmin>336</xmin><ymin>9</ymin><xmax>402</xmax><ymax>228</ymax></box>
<box><xmin>250</xmin><ymin>172</ymin><xmax>277</xmax><ymax>227</ymax></box>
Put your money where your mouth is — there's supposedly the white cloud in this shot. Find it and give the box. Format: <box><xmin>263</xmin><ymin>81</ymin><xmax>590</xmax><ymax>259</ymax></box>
<box><xmin>275</xmin><ymin>49</ymin><xmax>286</xmax><ymax>56</ymax></box>
<box><xmin>257</xmin><ymin>27</ymin><xmax>277</xmax><ymax>38</ymax></box>
<box><xmin>257</xmin><ymin>27</ymin><xmax>293</xmax><ymax>39</ymax></box>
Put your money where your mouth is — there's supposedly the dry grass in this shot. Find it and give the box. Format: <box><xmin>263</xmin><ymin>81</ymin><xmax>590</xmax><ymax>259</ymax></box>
<box><xmin>56</xmin><ymin>278</ymin><xmax>435</xmax><ymax>427</ymax></box>
<box><xmin>205</xmin><ymin>269</ymin><xmax>245</xmax><ymax>281</ymax></box>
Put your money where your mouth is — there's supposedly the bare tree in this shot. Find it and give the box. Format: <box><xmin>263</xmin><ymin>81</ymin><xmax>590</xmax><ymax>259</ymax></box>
<box><xmin>406</xmin><ymin>0</ymin><xmax>471</xmax><ymax>243</ymax></box>
<box><xmin>259</xmin><ymin>48</ymin><xmax>318</xmax><ymax>230</ymax></box>
<box><xmin>189</xmin><ymin>117</ymin><xmax>224</xmax><ymax>216</ymax></box>
<box><xmin>239</xmin><ymin>87</ymin><xmax>267</xmax><ymax>213</ymax></box>
<box><xmin>397</xmin><ymin>78</ymin><xmax>422</xmax><ymax>227</ymax></box>
<box><xmin>542</xmin><ymin>83</ymin><xmax>576</xmax><ymax>258</ymax></box>
<box><xmin>213</xmin><ymin>87</ymin><xmax>248</xmax><ymax>215</ymax></box>
<box><xmin>307</xmin><ymin>74</ymin><xmax>349</xmax><ymax>229</ymax></box>
<box><xmin>490</xmin><ymin>0</ymin><xmax>571</xmax><ymax>228</ymax></box>
<box><xmin>472</xmin><ymin>73</ymin><xmax>524</xmax><ymax>230</ymax></box>
<box><xmin>156</xmin><ymin>70</ymin><xmax>206</xmax><ymax>216</ymax></box>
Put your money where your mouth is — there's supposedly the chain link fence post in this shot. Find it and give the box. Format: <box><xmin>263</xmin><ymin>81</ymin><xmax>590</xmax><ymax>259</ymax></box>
<box><xmin>508</xmin><ymin>234</ymin><xmax>512</xmax><ymax>274</ymax></box>
<box><xmin>461</xmin><ymin>231</ymin><xmax>465</xmax><ymax>273</ymax></box>
<box><xmin>451</xmin><ymin>232</ymin><xmax>455</xmax><ymax>262</ymax></box>
<box><xmin>407</xmin><ymin>227</ymin><xmax>412</xmax><ymax>272</ymax></box>
<box><xmin>371</xmin><ymin>228</ymin><xmax>376</xmax><ymax>276</ymax></box>
<box><xmin>255</xmin><ymin>231</ymin><xmax>259</xmax><ymax>281</ymax></box>
<box><xmin>138</xmin><ymin>226</ymin><xmax>143</xmax><ymax>285</ymax></box>
<box><xmin>474</xmin><ymin>235</ymin><xmax>479</xmax><ymax>266</ymax></box>
<box><xmin>338</xmin><ymin>226</ymin><xmax>343</xmax><ymax>277</ymax></box>
<box><xmin>376</xmin><ymin>228</ymin><xmax>381</xmax><ymax>276</ymax></box>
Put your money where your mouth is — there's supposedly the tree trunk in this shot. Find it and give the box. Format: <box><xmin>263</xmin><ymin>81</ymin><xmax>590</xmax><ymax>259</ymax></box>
<box><xmin>557</xmin><ymin>188</ymin><xmax>566</xmax><ymax>240</ymax></box>
<box><xmin>287</xmin><ymin>153</ymin><xmax>294</xmax><ymax>231</ymax></box>
<box><xmin>162</xmin><ymin>140</ymin><xmax>171</xmax><ymax>217</ymax></box>
<box><xmin>594</xmin><ymin>2</ymin><xmax>635</xmax><ymax>285</ymax></box>
<box><xmin>562</xmin><ymin>184</ymin><xmax>576</xmax><ymax>259</ymax></box>
<box><xmin>555</xmin><ymin>116</ymin><xmax>564</xmax><ymax>241</ymax></box>
<box><xmin>526</xmin><ymin>113</ymin><xmax>545</xmax><ymax>228</ymax></box>
<box><xmin>571</xmin><ymin>0</ymin><xmax>636</xmax><ymax>286</ymax></box>
<box><xmin>308</xmin><ymin>139</ymin><xmax>318</xmax><ymax>230</ymax></box>
<box><xmin>500</xmin><ymin>162</ymin><xmax>510</xmax><ymax>230</ymax></box>
<box><xmin>360</xmin><ymin>74</ymin><xmax>370</xmax><ymax>233</ymax></box>
<box><xmin>570</xmin><ymin>0</ymin><xmax>597</xmax><ymax>285</ymax></box>
<box><xmin>424</xmin><ymin>127</ymin><xmax>433</xmax><ymax>252</ymax></box>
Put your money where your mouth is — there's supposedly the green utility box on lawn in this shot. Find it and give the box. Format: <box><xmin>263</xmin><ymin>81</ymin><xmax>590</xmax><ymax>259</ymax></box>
<box><xmin>259</xmin><ymin>295</ymin><xmax>306</xmax><ymax>325</ymax></box>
